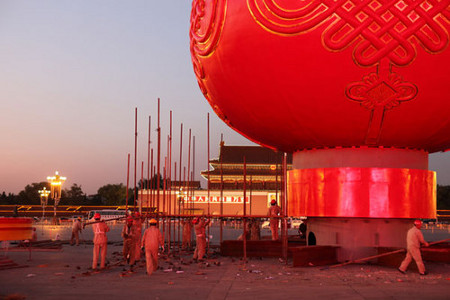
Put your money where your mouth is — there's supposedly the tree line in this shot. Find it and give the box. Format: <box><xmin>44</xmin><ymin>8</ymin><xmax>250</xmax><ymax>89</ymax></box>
<box><xmin>0</xmin><ymin>175</ymin><xmax>165</xmax><ymax>206</ymax></box>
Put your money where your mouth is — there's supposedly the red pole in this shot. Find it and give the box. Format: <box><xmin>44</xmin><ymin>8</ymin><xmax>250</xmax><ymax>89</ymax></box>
<box><xmin>207</xmin><ymin>113</ymin><xmax>210</xmax><ymax>217</ymax></box>
<box><xmin>243</xmin><ymin>156</ymin><xmax>247</xmax><ymax>263</ymax></box>
<box><xmin>157</xmin><ymin>99</ymin><xmax>161</xmax><ymax>220</ymax></box>
<box><xmin>207</xmin><ymin>113</ymin><xmax>210</xmax><ymax>255</ymax></box>
<box><xmin>168</xmin><ymin>111</ymin><xmax>172</xmax><ymax>254</ymax></box>
<box><xmin>147</xmin><ymin>116</ymin><xmax>151</xmax><ymax>225</ymax></box>
<box><xmin>134</xmin><ymin>107</ymin><xmax>138</xmax><ymax>211</ymax></box>
<box><xmin>140</xmin><ymin>161</ymin><xmax>144</xmax><ymax>214</ymax></box>
<box><xmin>220</xmin><ymin>134</ymin><xmax>224</xmax><ymax>244</ymax></box>
<box><xmin>192</xmin><ymin>136</ymin><xmax>195</xmax><ymax>216</ymax></box>
<box><xmin>187</xmin><ymin>129</ymin><xmax>191</xmax><ymax>215</ymax></box>
<box><xmin>151</xmin><ymin>149</ymin><xmax>154</xmax><ymax>210</ymax></box>
<box><xmin>178</xmin><ymin>123</ymin><xmax>183</xmax><ymax>253</ymax></box>
<box><xmin>126</xmin><ymin>153</ymin><xmax>130</xmax><ymax>214</ymax></box>
<box><xmin>283</xmin><ymin>152</ymin><xmax>288</xmax><ymax>263</ymax></box>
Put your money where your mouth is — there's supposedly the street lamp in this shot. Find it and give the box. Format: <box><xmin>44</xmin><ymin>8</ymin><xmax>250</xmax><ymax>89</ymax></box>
<box><xmin>47</xmin><ymin>171</ymin><xmax>66</xmax><ymax>225</ymax></box>
<box><xmin>38</xmin><ymin>187</ymin><xmax>50</xmax><ymax>222</ymax></box>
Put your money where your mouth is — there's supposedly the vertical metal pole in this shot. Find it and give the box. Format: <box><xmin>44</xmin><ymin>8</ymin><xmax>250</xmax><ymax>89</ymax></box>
<box><xmin>243</xmin><ymin>156</ymin><xmax>247</xmax><ymax>263</ymax></box>
<box><xmin>192</xmin><ymin>136</ymin><xmax>196</xmax><ymax>216</ymax></box>
<box><xmin>126</xmin><ymin>153</ymin><xmax>130</xmax><ymax>214</ymax></box>
<box><xmin>282</xmin><ymin>153</ymin><xmax>288</xmax><ymax>263</ymax></box>
<box><xmin>168</xmin><ymin>111</ymin><xmax>173</xmax><ymax>254</ymax></box>
<box><xmin>207</xmin><ymin>113</ymin><xmax>210</xmax><ymax>254</ymax></box>
<box><xmin>134</xmin><ymin>107</ymin><xmax>138</xmax><ymax>211</ymax></box>
<box><xmin>140</xmin><ymin>161</ymin><xmax>144</xmax><ymax>214</ymax></box>
<box><xmin>151</xmin><ymin>149</ymin><xmax>154</xmax><ymax>209</ymax></box>
<box><xmin>178</xmin><ymin>123</ymin><xmax>183</xmax><ymax>253</ymax></box>
<box><xmin>187</xmin><ymin>129</ymin><xmax>191</xmax><ymax>215</ymax></box>
<box><xmin>157</xmin><ymin>99</ymin><xmax>161</xmax><ymax>221</ymax></box>
<box><xmin>220</xmin><ymin>134</ymin><xmax>224</xmax><ymax>244</ymax></box>
<box><xmin>147</xmin><ymin>116</ymin><xmax>151</xmax><ymax>226</ymax></box>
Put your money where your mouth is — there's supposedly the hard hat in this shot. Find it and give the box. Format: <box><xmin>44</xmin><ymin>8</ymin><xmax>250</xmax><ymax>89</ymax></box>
<box><xmin>270</xmin><ymin>199</ymin><xmax>276</xmax><ymax>205</ymax></box>
<box><xmin>134</xmin><ymin>212</ymin><xmax>140</xmax><ymax>218</ymax></box>
<box><xmin>149</xmin><ymin>219</ymin><xmax>157</xmax><ymax>225</ymax></box>
<box><xmin>414</xmin><ymin>219</ymin><xmax>422</xmax><ymax>226</ymax></box>
<box><xmin>192</xmin><ymin>217</ymin><xmax>200</xmax><ymax>224</ymax></box>
<box><xmin>94</xmin><ymin>213</ymin><xmax>101</xmax><ymax>220</ymax></box>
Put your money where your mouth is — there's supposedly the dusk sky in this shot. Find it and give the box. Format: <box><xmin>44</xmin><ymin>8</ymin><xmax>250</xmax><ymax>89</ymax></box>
<box><xmin>1</xmin><ymin>1</ymin><xmax>449</xmax><ymax>195</ymax></box>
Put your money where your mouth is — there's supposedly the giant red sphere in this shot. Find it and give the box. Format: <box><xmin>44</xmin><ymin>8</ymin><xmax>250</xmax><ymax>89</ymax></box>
<box><xmin>190</xmin><ymin>0</ymin><xmax>450</xmax><ymax>153</ymax></box>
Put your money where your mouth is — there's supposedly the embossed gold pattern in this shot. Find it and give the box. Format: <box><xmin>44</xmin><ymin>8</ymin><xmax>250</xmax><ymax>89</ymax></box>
<box><xmin>189</xmin><ymin>0</ymin><xmax>229</xmax><ymax>122</ymax></box>
<box><xmin>247</xmin><ymin>0</ymin><xmax>450</xmax><ymax>66</ymax></box>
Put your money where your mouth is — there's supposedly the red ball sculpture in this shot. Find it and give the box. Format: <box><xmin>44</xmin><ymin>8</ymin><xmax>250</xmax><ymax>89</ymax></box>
<box><xmin>190</xmin><ymin>0</ymin><xmax>450</xmax><ymax>153</ymax></box>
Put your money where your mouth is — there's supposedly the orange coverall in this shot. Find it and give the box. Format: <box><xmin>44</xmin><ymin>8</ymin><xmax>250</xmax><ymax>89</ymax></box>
<box><xmin>122</xmin><ymin>223</ymin><xmax>136</xmax><ymax>265</ymax></box>
<box><xmin>399</xmin><ymin>226</ymin><xmax>428</xmax><ymax>274</ymax></box>
<box><xmin>181</xmin><ymin>219</ymin><xmax>192</xmax><ymax>249</ymax></box>
<box><xmin>92</xmin><ymin>221</ymin><xmax>110</xmax><ymax>270</ymax></box>
<box><xmin>141</xmin><ymin>226</ymin><xmax>164</xmax><ymax>275</ymax></box>
<box><xmin>193</xmin><ymin>219</ymin><xmax>210</xmax><ymax>261</ymax></box>
<box><xmin>268</xmin><ymin>205</ymin><xmax>281</xmax><ymax>240</ymax></box>
<box><xmin>70</xmin><ymin>219</ymin><xmax>82</xmax><ymax>246</ymax></box>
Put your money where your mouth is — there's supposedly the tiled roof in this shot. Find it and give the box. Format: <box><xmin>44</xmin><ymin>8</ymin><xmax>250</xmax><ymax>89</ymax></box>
<box><xmin>212</xmin><ymin>144</ymin><xmax>293</xmax><ymax>164</ymax></box>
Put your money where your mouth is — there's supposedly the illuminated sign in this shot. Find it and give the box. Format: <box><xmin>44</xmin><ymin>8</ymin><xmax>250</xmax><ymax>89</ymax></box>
<box><xmin>183</xmin><ymin>196</ymin><xmax>249</xmax><ymax>204</ymax></box>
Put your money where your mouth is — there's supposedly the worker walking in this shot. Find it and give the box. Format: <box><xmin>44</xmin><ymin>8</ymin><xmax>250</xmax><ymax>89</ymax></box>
<box><xmin>268</xmin><ymin>199</ymin><xmax>281</xmax><ymax>240</ymax></box>
<box><xmin>193</xmin><ymin>216</ymin><xmax>210</xmax><ymax>262</ymax></box>
<box><xmin>133</xmin><ymin>212</ymin><xmax>143</xmax><ymax>262</ymax></box>
<box><xmin>92</xmin><ymin>213</ymin><xmax>110</xmax><ymax>271</ymax></box>
<box><xmin>181</xmin><ymin>217</ymin><xmax>193</xmax><ymax>250</ymax></box>
<box><xmin>70</xmin><ymin>217</ymin><xmax>83</xmax><ymax>246</ymax></box>
<box><xmin>398</xmin><ymin>219</ymin><xmax>429</xmax><ymax>275</ymax></box>
<box><xmin>141</xmin><ymin>219</ymin><xmax>164</xmax><ymax>276</ymax></box>
<box><xmin>122</xmin><ymin>216</ymin><xmax>136</xmax><ymax>268</ymax></box>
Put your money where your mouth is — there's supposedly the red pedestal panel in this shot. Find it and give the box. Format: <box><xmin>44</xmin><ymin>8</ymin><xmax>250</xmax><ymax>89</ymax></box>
<box><xmin>0</xmin><ymin>217</ymin><xmax>33</xmax><ymax>241</ymax></box>
<box><xmin>287</xmin><ymin>168</ymin><xmax>436</xmax><ymax>218</ymax></box>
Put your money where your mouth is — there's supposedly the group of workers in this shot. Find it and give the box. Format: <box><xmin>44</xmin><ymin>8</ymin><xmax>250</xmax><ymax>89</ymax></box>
<box><xmin>89</xmin><ymin>212</ymin><xmax>211</xmax><ymax>275</ymax></box>
<box><xmin>85</xmin><ymin>199</ymin><xmax>429</xmax><ymax>276</ymax></box>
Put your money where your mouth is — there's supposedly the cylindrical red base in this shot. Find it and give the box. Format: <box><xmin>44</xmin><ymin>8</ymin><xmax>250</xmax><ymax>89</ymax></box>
<box><xmin>287</xmin><ymin>147</ymin><xmax>436</xmax><ymax>261</ymax></box>
<box><xmin>288</xmin><ymin>148</ymin><xmax>436</xmax><ymax>219</ymax></box>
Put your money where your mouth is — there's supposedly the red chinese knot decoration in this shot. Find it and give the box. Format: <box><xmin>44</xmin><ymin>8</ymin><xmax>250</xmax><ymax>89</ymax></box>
<box><xmin>190</xmin><ymin>0</ymin><xmax>450</xmax><ymax>152</ymax></box>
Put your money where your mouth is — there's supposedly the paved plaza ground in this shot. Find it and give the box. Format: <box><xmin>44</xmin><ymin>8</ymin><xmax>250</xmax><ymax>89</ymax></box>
<box><xmin>1</xmin><ymin>242</ymin><xmax>449</xmax><ymax>300</ymax></box>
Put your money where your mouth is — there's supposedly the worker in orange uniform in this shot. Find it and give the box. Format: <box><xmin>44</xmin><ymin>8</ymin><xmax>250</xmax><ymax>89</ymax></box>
<box><xmin>193</xmin><ymin>216</ymin><xmax>210</xmax><ymax>262</ymax></box>
<box><xmin>92</xmin><ymin>213</ymin><xmax>110</xmax><ymax>271</ymax></box>
<box><xmin>398</xmin><ymin>219</ymin><xmax>429</xmax><ymax>275</ymax></box>
<box><xmin>133</xmin><ymin>212</ymin><xmax>143</xmax><ymax>262</ymax></box>
<box><xmin>70</xmin><ymin>217</ymin><xmax>83</xmax><ymax>246</ymax></box>
<box><xmin>181</xmin><ymin>217</ymin><xmax>193</xmax><ymax>250</ymax></box>
<box><xmin>141</xmin><ymin>219</ymin><xmax>164</xmax><ymax>276</ymax></box>
<box><xmin>122</xmin><ymin>216</ymin><xmax>136</xmax><ymax>268</ymax></box>
<box><xmin>268</xmin><ymin>199</ymin><xmax>281</xmax><ymax>240</ymax></box>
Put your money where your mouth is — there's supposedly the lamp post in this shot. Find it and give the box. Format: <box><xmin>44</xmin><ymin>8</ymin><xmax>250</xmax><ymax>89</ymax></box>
<box><xmin>38</xmin><ymin>187</ymin><xmax>50</xmax><ymax>222</ymax></box>
<box><xmin>47</xmin><ymin>171</ymin><xmax>66</xmax><ymax>225</ymax></box>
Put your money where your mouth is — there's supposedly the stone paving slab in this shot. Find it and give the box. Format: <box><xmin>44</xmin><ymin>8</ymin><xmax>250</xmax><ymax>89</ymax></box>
<box><xmin>0</xmin><ymin>244</ymin><xmax>449</xmax><ymax>300</ymax></box>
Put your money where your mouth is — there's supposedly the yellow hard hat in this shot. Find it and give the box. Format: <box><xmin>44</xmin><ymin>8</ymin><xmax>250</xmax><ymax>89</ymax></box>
<box><xmin>149</xmin><ymin>219</ymin><xmax>157</xmax><ymax>224</ymax></box>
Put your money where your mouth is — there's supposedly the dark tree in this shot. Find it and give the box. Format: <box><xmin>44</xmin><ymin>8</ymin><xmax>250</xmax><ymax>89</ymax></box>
<box><xmin>97</xmin><ymin>183</ymin><xmax>128</xmax><ymax>205</ymax></box>
<box><xmin>17</xmin><ymin>182</ymin><xmax>50</xmax><ymax>205</ymax></box>
<box><xmin>62</xmin><ymin>183</ymin><xmax>87</xmax><ymax>205</ymax></box>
